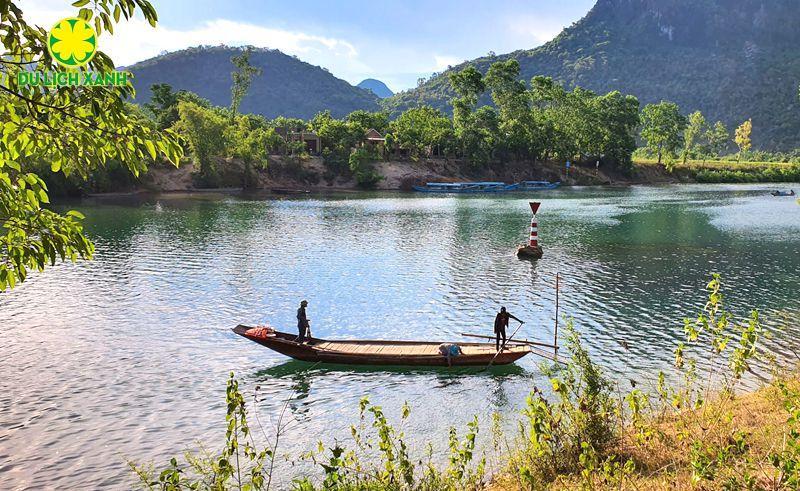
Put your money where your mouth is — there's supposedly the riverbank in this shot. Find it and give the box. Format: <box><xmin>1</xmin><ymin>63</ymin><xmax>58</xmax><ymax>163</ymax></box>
<box><xmin>131</xmin><ymin>156</ymin><xmax>800</xmax><ymax>195</ymax></box>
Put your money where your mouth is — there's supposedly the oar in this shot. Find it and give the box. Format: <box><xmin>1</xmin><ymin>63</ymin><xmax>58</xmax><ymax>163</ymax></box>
<box><xmin>485</xmin><ymin>320</ymin><xmax>525</xmax><ymax>370</ymax></box>
<box><xmin>460</xmin><ymin>332</ymin><xmax>559</xmax><ymax>350</ymax></box>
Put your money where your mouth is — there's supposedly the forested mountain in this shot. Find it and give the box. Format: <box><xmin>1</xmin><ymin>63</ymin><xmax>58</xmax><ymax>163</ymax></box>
<box><xmin>128</xmin><ymin>46</ymin><xmax>381</xmax><ymax>119</ymax></box>
<box><xmin>384</xmin><ymin>0</ymin><xmax>800</xmax><ymax>150</ymax></box>
<box><xmin>357</xmin><ymin>79</ymin><xmax>394</xmax><ymax>98</ymax></box>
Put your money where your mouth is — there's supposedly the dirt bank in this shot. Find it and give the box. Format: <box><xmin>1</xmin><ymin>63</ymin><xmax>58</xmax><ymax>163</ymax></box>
<box><xmin>140</xmin><ymin>156</ymin><xmax>685</xmax><ymax>193</ymax></box>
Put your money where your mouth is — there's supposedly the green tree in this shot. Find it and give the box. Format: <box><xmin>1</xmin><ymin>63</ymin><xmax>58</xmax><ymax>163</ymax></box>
<box><xmin>734</xmin><ymin>119</ymin><xmax>753</xmax><ymax>162</ymax></box>
<box><xmin>595</xmin><ymin>91</ymin><xmax>640</xmax><ymax>171</ymax></box>
<box><xmin>225</xmin><ymin>115</ymin><xmax>279</xmax><ymax>188</ymax></box>
<box><xmin>230</xmin><ymin>46</ymin><xmax>262</xmax><ymax>118</ymax></box>
<box><xmin>448</xmin><ymin>65</ymin><xmax>485</xmax><ymax>134</ymax></box>
<box><xmin>175</xmin><ymin>102</ymin><xmax>227</xmax><ymax>186</ymax></box>
<box><xmin>640</xmin><ymin>101</ymin><xmax>686</xmax><ymax>165</ymax></box>
<box><xmin>705</xmin><ymin>121</ymin><xmax>730</xmax><ymax>157</ymax></box>
<box><xmin>0</xmin><ymin>0</ymin><xmax>183</xmax><ymax>290</ymax></box>
<box><xmin>345</xmin><ymin>110</ymin><xmax>389</xmax><ymax>134</ymax></box>
<box><xmin>389</xmin><ymin>106</ymin><xmax>454</xmax><ymax>158</ymax></box>
<box><xmin>682</xmin><ymin>110</ymin><xmax>707</xmax><ymax>163</ymax></box>
<box><xmin>144</xmin><ymin>84</ymin><xmax>211</xmax><ymax>130</ymax></box>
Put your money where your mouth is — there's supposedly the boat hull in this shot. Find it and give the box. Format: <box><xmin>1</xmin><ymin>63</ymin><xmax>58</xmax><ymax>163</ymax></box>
<box><xmin>232</xmin><ymin>326</ymin><xmax>530</xmax><ymax>367</ymax></box>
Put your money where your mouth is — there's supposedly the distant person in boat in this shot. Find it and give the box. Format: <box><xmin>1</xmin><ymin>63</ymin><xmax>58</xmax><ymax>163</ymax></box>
<box><xmin>494</xmin><ymin>307</ymin><xmax>522</xmax><ymax>351</ymax></box>
<box><xmin>296</xmin><ymin>300</ymin><xmax>310</xmax><ymax>343</ymax></box>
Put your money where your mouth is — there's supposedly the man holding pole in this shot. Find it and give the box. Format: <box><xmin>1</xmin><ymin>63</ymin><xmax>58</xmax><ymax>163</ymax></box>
<box><xmin>494</xmin><ymin>307</ymin><xmax>523</xmax><ymax>351</ymax></box>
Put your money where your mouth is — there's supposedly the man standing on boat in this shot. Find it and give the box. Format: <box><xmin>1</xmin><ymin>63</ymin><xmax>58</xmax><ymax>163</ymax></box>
<box><xmin>494</xmin><ymin>307</ymin><xmax>522</xmax><ymax>351</ymax></box>
<box><xmin>297</xmin><ymin>300</ymin><xmax>310</xmax><ymax>343</ymax></box>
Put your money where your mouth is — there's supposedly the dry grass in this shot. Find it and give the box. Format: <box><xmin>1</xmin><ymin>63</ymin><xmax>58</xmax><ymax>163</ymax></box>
<box><xmin>488</xmin><ymin>380</ymin><xmax>797</xmax><ymax>490</ymax></box>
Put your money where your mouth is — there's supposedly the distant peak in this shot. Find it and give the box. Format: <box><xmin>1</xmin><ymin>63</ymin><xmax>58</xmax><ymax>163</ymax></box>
<box><xmin>357</xmin><ymin>79</ymin><xmax>393</xmax><ymax>99</ymax></box>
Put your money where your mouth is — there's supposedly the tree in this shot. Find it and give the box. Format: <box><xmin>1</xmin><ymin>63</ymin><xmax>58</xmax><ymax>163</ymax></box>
<box><xmin>144</xmin><ymin>83</ymin><xmax>211</xmax><ymax>130</ymax></box>
<box><xmin>448</xmin><ymin>65</ymin><xmax>485</xmax><ymax>132</ymax></box>
<box><xmin>345</xmin><ymin>110</ymin><xmax>389</xmax><ymax>134</ymax></box>
<box><xmin>0</xmin><ymin>0</ymin><xmax>183</xmax><ymax>290</ymax></box>
<box><xmin>595</xmin><ymin>91</ymin><xmax>640</xmax><ymax>171</ymax></box>
<box><xmin>484</xmin><ymin>60</ymin><xmax>528</xmax><ymax>120</ymax></box>
<box><xmin>640</xmin><ymin>101</ymin><xmax>686</xmax><ymax>165</ymax></box>
<box><xmin>175</xmin><ymin>102</ymin><xmax>227</xmax><ymax>186</ymax></box>
<box><xmin>389</xmin><ymin>106</ymin><xmax>454</xmax><ymax>158</ymax></box>
<box><xmin>734</xmin><ymin>119</ymin><xmax>752</xmax><ymax>162</ymax></box>
<box><xmin>682</xmin><ymin>111</ymin><xmax>707</xmax><ymax>163</ymax></box>
<box><xmin>230</xmin><ymin>46</ymin><xmax>262</xmax><ymax>118</ymax></box>
<box><xmin>484</xmin><ymin>60</ymin><xmax>534</xmax><ymax>159</ymax></box>
<box><xmin>705</xmin><ymin>121</ymin><xmax>729</xmax><ymax>158</ymax></box>
<box><xmin>225</xmin><ymin>115</ymin><xmax>279</xmax><ymax>188</ymax></box>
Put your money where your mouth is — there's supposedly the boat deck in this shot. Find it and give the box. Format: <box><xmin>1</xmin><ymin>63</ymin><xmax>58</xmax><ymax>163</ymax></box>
<box><xmin>310</xmin><ymin>340</ymin><xmax>522</xmax><ymax>356</ymax></box>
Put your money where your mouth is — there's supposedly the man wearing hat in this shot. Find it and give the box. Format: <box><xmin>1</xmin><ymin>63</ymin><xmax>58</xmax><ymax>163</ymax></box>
<box><xmin>296</xmin><ymin>300</ymin><xmax>310</xmax><ymax>343</ymax></box>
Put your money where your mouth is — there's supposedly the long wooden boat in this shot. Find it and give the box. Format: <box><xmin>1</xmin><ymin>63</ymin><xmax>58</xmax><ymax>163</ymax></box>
<box><xmin>412</xmin><ymin>182</ymin><xmax>520</xmax><ymax>194</ymax></box>
<box><xmin>232</xmin><ymin>325</ymin><xmax>531</xmax><ymax>367</ymax></box>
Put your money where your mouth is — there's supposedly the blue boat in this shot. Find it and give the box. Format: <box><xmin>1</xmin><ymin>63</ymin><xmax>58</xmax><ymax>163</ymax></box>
<box><xmin>412</xmin><ymin>182</ymin><xmax>520</xmax><ymax>193</ymax></box>
<box><xmin>518</xmin><ymin>181</ymin><xmax>561</xmax><ymax>190</ymax></box>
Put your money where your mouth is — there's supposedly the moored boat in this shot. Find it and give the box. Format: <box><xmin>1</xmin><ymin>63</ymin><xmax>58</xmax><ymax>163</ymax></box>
<box><xmin>412</xmin><ymin>182</ymin><xmax>520</xmax><ymax>193</ymax></box>
<box><xmin>232</xmin><ymin>325</ymin><xmax>531</xmax><ymax>367</ymax></box>
<box><xmin>271</xmin><ymin>188</ymin><xmax>311</xmax><ymax>195</ymax></box>
<box><xmin>771</xmin><ymin>190</ymin><xmax>796</xmax><ymax>197</ymax></box>
<box><xmin>518</xmin><ymin>181</ymin><xmax>561</xmax><ymax>190</ymax></box>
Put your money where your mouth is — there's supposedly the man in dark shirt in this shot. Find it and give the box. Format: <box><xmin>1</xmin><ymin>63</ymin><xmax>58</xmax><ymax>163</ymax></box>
<box><xmin>494</xmin><ymin>307</ymin><xmax>522</xmax><ymax>351</ymax></box>
<box><xmin>296</xmin><ymin>300</ymin><xmax>310</xmax><ymax>342</ymax></box>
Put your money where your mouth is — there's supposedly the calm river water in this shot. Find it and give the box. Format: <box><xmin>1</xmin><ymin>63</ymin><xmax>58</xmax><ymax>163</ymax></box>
<box><xmin>1</xmin><ymin>184</ymin><xmax>799</xmax><ymax>489</ymax></box>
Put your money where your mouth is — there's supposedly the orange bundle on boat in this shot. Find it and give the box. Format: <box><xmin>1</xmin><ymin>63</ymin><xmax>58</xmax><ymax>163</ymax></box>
<box><xmin>246</xmin><ymin>325</ymin><xmax>275</xmax><ymax>339</ymax></box>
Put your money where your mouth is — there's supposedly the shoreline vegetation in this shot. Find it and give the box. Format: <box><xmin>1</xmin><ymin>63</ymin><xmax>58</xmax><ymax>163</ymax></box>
<box><xmin>133</xmin><ymin>276</ymin><xmax>800</xmax><ymax>490</ymax></box>
<box><xmin>42</xmin><ymin>157</ymin><xmax>800</xmax><ymax>198</ymax></box>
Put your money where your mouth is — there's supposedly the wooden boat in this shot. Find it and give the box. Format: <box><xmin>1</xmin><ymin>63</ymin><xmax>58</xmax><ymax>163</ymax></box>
<box><xmin>412</xmin><ymin>182</ymin><xmax>520</xmax><ymax>194</ymax></box>
<box><xmin>771</xmin><ymin>190</ymin><xmax>796</xmax><ymax>197</ymax></box>
<box><xmin>518</xmin><ymin>181</ymin><xmax>561</xmax><ymax>190</ymax></box>
<box><xmin>232</xmin><ymin>325</ymin><xmax>532</xmax><ymax>367</ymax></box>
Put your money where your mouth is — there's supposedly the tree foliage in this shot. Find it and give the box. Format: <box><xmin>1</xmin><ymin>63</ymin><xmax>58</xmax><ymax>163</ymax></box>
<box><xmin>0</xmin><ymin>0</ymin><xmax>183</xmax><ymax>290</ymax></box>
<box><xmin>735</xmin><ymin>119</ymin><xmax>753</xmax><ymax>161</ymax></box>
<box><xmin>641</xmin><ymin>101</ymin><xmax>686</xmax><ymax>165</ymax></box>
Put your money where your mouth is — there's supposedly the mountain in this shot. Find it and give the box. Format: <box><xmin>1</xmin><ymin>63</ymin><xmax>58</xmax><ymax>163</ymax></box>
<box><xmin>127</xmin><ymin>46</ymin><xmax>381</xmax><ymax>119</ymax></box>
<box><xmin>357</xmin><ymin>79</ymin><xmax>394</xmax><ymax>98</ymax></box>
<box><xmin>384</xmin><ymin>0</ymin><xmax>800</xmax><ymax>150</ymax></box>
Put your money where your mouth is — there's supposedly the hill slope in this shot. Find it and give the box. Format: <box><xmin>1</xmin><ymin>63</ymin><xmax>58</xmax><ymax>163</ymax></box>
<box><xmin>128</xmin><ymin>46</ymin><xmax>380</xmax><ymax>119</ymax></box>
<box><xmin>384</xmin><ymin>0</ymin><xmax>800</xmax><ymax>150</ymax></box>
<box><xmin>357</xmin><ymin>79</ymin><xmax>394</xmax><ymax>98</ymax></box>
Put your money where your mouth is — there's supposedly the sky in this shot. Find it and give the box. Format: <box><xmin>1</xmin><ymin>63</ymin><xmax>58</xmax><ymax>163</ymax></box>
<box><xmin>23</xmin><ymin>0</ymin><xmax>596</xmax><ymax>92</ymax></box>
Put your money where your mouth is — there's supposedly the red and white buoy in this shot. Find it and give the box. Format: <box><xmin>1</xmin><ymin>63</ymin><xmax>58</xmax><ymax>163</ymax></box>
<box><xmin>517</xmin><ymin>202</ymin><xmax>543</xmax><ymax>259</ymax></box>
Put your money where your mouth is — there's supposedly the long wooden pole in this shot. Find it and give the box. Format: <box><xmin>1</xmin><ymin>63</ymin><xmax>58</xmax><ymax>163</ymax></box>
<box><xmin>485</xmin><ymin>320</ymin><xmax>525</xmax><ymax>370</ymax></box>
<box><xmin>554</xmin><ymin>272</ymin><xmax>560</xmax><ymax>358</ymax></box>
<box><xmin>460</xmin><ymin>333</ymin><xmax>558</xmax><ymax>350</ymax></box>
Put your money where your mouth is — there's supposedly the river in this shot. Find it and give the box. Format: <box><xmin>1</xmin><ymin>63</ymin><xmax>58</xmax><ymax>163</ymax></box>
<box><xmin>1</xmin><ymin>184</ymin><xmax>799</xmax><ymax>489</ymax></box>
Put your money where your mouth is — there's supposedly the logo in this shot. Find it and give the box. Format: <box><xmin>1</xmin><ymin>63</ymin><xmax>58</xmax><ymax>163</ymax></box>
<box><xmin>17</xmin><ymin>16</ymin><xmax>129</xmax><ymax>88</ymax></box>
<box><xmin>47</xmin><ymin>18</ymin><xmax>97</xmax><ymax>68</ymax></box>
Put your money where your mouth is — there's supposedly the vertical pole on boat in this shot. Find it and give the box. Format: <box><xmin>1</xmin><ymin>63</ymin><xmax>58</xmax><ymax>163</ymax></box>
<box><xmin>554</xmin><ymin>272</ymin><xmax>560</xmax><ymax>357</ymax></box>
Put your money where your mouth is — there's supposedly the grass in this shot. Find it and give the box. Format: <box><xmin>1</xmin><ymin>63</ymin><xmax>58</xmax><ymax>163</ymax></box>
<box><xmin>488</xmin><ymin>378</ymin><xmax>799</xmax><ymax>490</ymax></box>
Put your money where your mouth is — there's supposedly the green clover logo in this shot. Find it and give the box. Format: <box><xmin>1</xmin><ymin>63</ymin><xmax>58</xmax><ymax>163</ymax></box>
<box><xmin>48</xmin><ymin>18</ymin><xmax>97</xmax><ymax>68</ymax></box>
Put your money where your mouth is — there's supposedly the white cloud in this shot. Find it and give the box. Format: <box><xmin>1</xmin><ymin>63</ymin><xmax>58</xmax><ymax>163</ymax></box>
<box><xmin>21</xmin><ymin>2</ymin><xmax>370</xmax><ymax>78</ymax></box>
<box><xmin>505</xmin><ymin>14</ymin><xmax>564</xmax><ymax>46</ymax></box>
<box><xmin>433</xmin><ymin>55</ymin><xmax>461</xmax><ymax>71</ymax></box>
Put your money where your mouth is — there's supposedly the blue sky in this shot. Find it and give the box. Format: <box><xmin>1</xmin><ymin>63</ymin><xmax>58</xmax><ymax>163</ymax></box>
<box><xmin>26</xmin><ymin>0</ymin><xmax>596</xmax><ymax>91</ymax></box>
